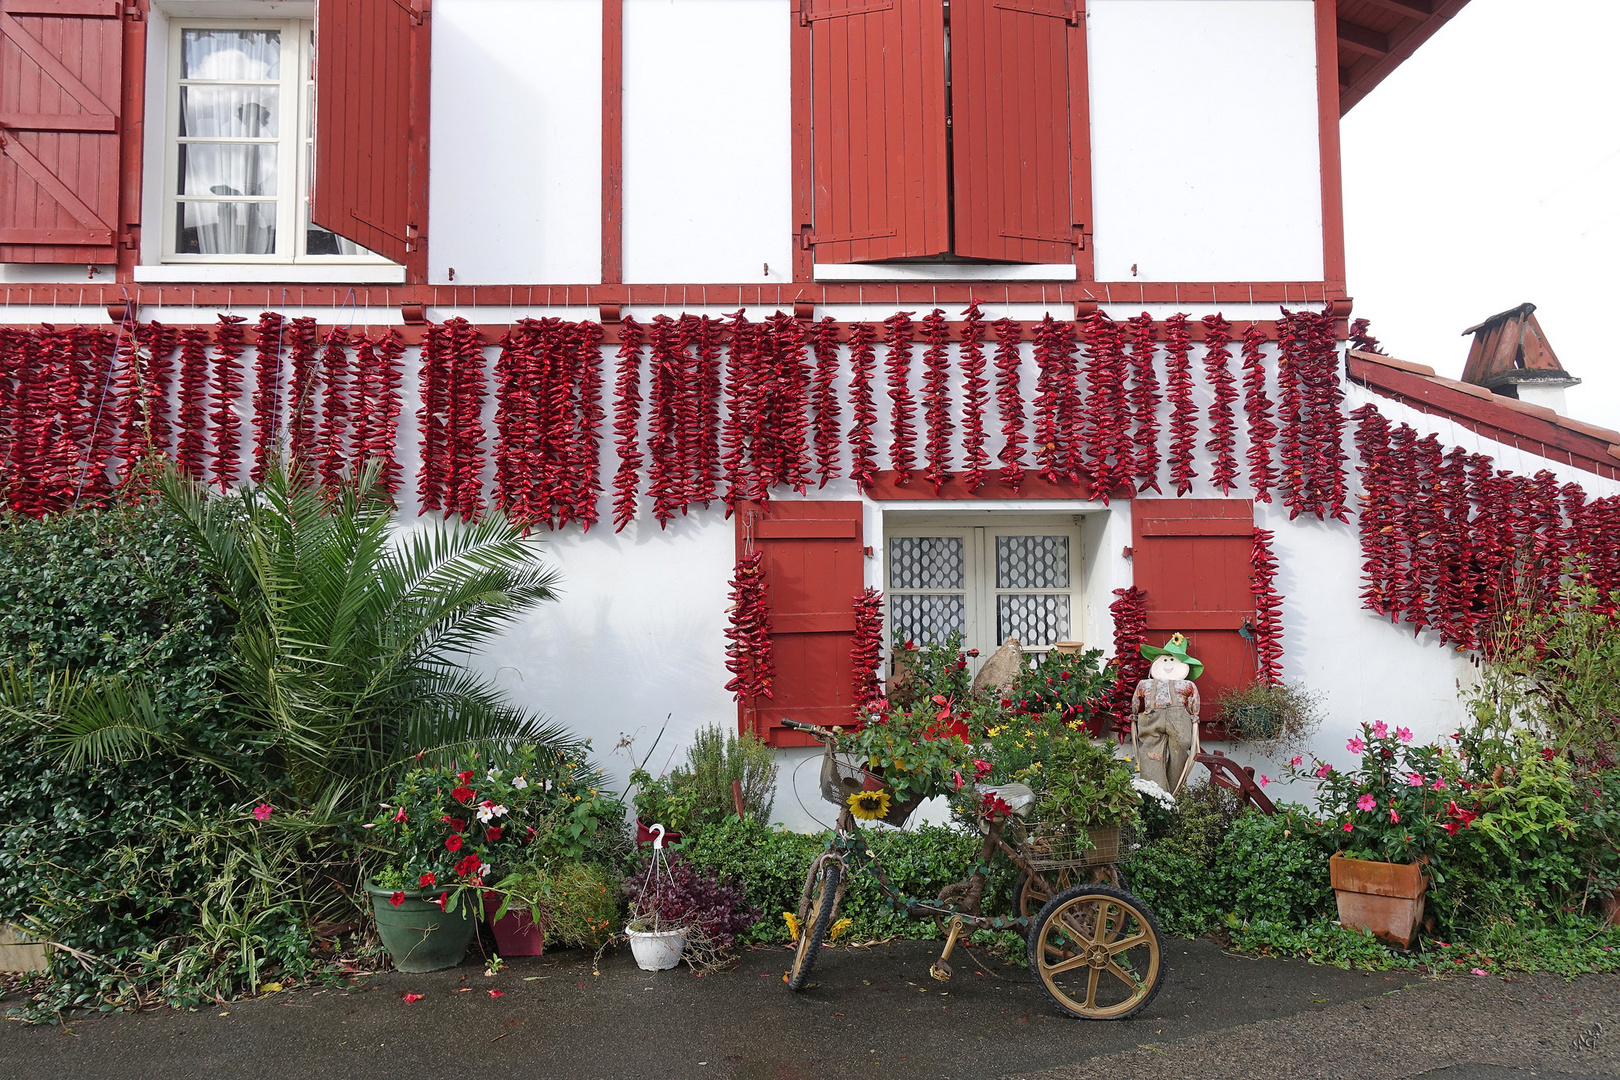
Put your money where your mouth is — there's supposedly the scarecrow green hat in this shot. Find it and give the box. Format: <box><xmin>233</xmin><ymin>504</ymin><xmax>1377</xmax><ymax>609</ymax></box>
<box><xmin>1140</xmin><ymin>632</ymin><xmax>1204</xmax><ymax>680</ymax></box>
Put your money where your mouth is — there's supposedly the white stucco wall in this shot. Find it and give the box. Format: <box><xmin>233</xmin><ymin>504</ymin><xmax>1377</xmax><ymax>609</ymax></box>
<box><xmin>1087</xmin><ymin>0</ymin><xmax>1325</xmax><ymax>282</ymax></box>
<box><xmin>429</xmin><ymin>0</ymin><xmax>603</xmax><ymax>285</ymax></box>
<box><xmin>621</xmin><ymin>0</ymin><xmax>794</xmax><ymax>285</ymax></box>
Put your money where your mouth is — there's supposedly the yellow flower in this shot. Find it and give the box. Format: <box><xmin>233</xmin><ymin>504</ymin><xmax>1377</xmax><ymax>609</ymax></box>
<box><xmin>848</xmin><ymin>790</ymin><xmax>892</xmax><ymax>820</ymax></box>
<box><xmin>783</xmin><ymin>912</ymin><xmax>801</xmax><ymax>941</ymax></box>
<box><xmin>829</xmin><ymin>917</ymin><xmax>853</xmax><ymax>942</ymax></box>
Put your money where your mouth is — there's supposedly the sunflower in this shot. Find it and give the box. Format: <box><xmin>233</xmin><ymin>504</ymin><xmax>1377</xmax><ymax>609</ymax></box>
<box><xmin>847</xmin><ymin>789</ymin><xmax>892</xmax><ymax>820</ymax></box>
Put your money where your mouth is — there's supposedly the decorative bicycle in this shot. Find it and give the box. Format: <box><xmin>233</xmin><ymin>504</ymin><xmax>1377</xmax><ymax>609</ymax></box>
<box><xmin>781</xmin><ymin>718</ymin><xmax>1165</xmax><ymax>1021</ymax></box>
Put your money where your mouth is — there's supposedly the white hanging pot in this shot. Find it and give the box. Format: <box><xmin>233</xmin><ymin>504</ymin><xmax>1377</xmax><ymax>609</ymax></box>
<box><xmin>626</xmin><ymin>928</ymin><xmax>685</xmax><ymax>971</ymax></box>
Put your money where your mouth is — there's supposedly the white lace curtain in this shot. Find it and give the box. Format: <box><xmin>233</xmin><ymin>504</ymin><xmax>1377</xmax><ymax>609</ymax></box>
<box><xmin>176</xmin><ymin>28</ymin><xmax>281</xmax><ymax>255</ymax></box>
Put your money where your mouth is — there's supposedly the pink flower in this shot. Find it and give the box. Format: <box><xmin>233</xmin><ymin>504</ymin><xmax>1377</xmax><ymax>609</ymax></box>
<box><xmin>403</xmin><ymin>992</ymin><xmax>424</xmax><ymax>1003</ymax></box>
<box><xmin>252</xmin><ymin>804</ymin><xmax>274</xmax><ymax>822</ymax></box>
<box><xmin>1471</xmin><ymin>967</ymin><xmax>1488</xmax><ymax>976</ymax></box>
<box><xmin>1432</xmin><ymin>777</ymin><xmax>1448</xmax><ymax>791</ymax></box>
<box><xmin>1289</xmin><ymin>756</ymin><xmax>1303</xmax><ymax>768</ymax></box>
<box><xmin>1347</xmin><ymin>737</ymin><xmax>1366</xmax><ymax>754</ymax></box>
<box><xmin>1342</xmin><ymin>820</ymin><xmax>1354</xmax><ymax>832</ymax></box>
<box><xmin>1258</xmin><ymin>774</ymin><xmax>1271</xmax><ymax>787</ymax></box>
<box><xmin>1395</xmin><ymin>727</ymin><xmax>1413</xmax><ymax>743</ymax></box>
<box><xmin>1356</xmin><ymin>793</ymin><xmax>1378</xmax><ymax>812</ymax></box>
<box><xmin>1406</xmin><ymin>773</ymin><xmax>1424</xmax><ymax>787</ymax></box>
<box><xmin>1372</xmin><ymin>721</ymin><xmax>1388</xmax><ymax>738</ymax></box>
<box><xmin>1316</xmin><ymin>763</ymin><xmax>1333</xmax><ymax>779</ymax></box>
<box><xmin>1389</xmin><ymin>807</ymin><xmax>1400</xmax><ymax>823</ymax></box>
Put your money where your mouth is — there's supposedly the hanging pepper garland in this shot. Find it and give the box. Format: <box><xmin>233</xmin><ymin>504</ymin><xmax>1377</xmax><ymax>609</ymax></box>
<box><xmin>1241</xmin><ymin>322</ymin><xmax>1277</xmax><ymax>503</ymax></box>
<box><xmin>921</xmin><ymin>308</ymin><xmax>953</xmax><ymax>494</ymax></box>
<box><xmin>174</xmin><ymin>326</ymin><xmax>211</xmax><ymax>479</ymax></box>
<box><xmin>415</xmin><ymin>323</ymin><xmax>449</xmax><ymax>511</ymax></box>
<box><xmin>847</xmin><ymin>321</ymin><xmax>878</xmax><ymax>490</ymax></box>
<box><xmin>1434</xmin><ymin>447</ymin><xmax>1477</xmax><ymax>649</ymax></box>
<box><xmin>1250</xmin><ymin>527</ymin><xmax>1285</xmax><ymax>684</ymax></box>
<box><xmin>1079</xmin><ymin>311</ymin><xmax>1130</xmax><ymax>501</ymax></box>
<box><xmin>1350</xmin><ymin>403</ymin><xmax>1395</xmax><ymax>617</ymax></box>
<box><xmin>111</xmin><ymin>323</ymin><xmax>150</xmax><ymax>482</ymax></box>
<box><xmin>611</xmin><ymin>316</ymin><xmax>646</xmax><ymax>531</ymax></box>
<box><xmin>810</xmin><ymin>315</ymin><xmax>842</xmax><ymax>489</ymax></box>
<box><xmin>249</xmin><ymin>312</ymin><xmax>284</xmax><ymax>483</ymax></box>
<box><xmin>1201</xmin><ymin>314</ymin><xmax>1239</xmax><ymax>496</ymax></box>
<box><xmin>1164</xmin><ymin>313</ymin><xmax>1197</xmax><ymax>496</ymax></box>
<box><xmin>1125</xmin><ymin>313</ymin><xmax>1161</xmax><ymax>494</ymax></box>
<box><xmin>958</xmin><ymin>302</ymin><xmax>990</xmax><ymax>493</ymax></box>
<box><xmin>647</xmin><ymin>314</ymin><xmax>684</xmax><ymax>527</ymax></box>
<box><xmin>366</xmin><ymin>329</ymin><xmax>406</xmax><ymax>498</ymax></box>
<box><xmin>765</xmin><ymin>311</ymin><xmax>812</xmax><ymax>496</ymax></box>
<box><xmin>849</xmin><ymin>587</ymin><xmax>885</xmax><ymax>709</ymax></box>
<box><xmin>208</xmin><ymin>315</ymin><xmax>246</xmax><ymax>490</ymax></box>
<box><xmin>671</xmin><ymin>314</ymin><xmax>703</xmax><ymax>512</ymax></box>
<box><xmin>1274</xmin><ymin>311</ymin><xmax>1306</xmax><ymax>517</ymax></box>
<box><xmin>1106</xmin><ymin>586</ymin><xmax>1150</xmax><ymax>735</ymax></box>
<box><xmin>315</xmin><ymin>328</ymin><xmax>350</xmax><ymax>489</ymax></box>
<box><xmin>492</xmin><ymin>322</ymin><xmax>537</xmax><ymax>519</ymax></box>
<box><xmin>571</xmin><ymin>320</ymin><xmax>607</xmax><ymax>531</ymax></box>
<box><xmin>689</xmin><ymin>315</ymin><xmax>722</xmax><ymax>510</ymax></box>
<box><xmin>435</xmin><ymin>318</ymin><xmax>487</xmax><ymax>519</ymax></box>
<box><xmin>719</xmin><ymin>310</ymin><xmax>756</xmax><ymax>512</ymax></box>
<box><xmin>723</xmin><ymin>548</ymin><xmax>774</xmax><ymax>703</ymax></box>
<box><xmin>136</xmin><ymin>321</ymin><xmax>178</xmax><ymax>462</ymax></box>
<box><xmin>284</xmin><ymin>317</ymin><xmax>319</xmax><ymax>477</ymax></box>
<box><xmin>883</xmin><ymin>311</ymin><xmax>917</xmax><ymax>485</ymax></box>
<box><xmin>1349</xmin><ymin>317</ymin><xmax>1383</xmax><ymax>355</ymax></box>
<box><xmin>992</xmin><ymin>316</ymin><xmax>1026</xmax><ymax>492</ymax></box>
<box><xmin>1032</xmin><ymin>315</ymin><xmax>1080</xmax><ymax>485</ymax></box>
<box><xmin>1302</xmin><ymin>310</ymin><xmax>1350</xmax><ymax>522</ymax></box>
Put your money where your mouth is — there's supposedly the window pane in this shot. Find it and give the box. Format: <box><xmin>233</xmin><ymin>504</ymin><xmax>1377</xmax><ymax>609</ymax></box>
<box><xmin>888</xmin><ymin>536</ymin><xmax>963</xmax><ymax>590</ymax></box>
<box><xmin>997</xmin><ymin>594</ymin><xmax>1070</xmax><ymax>648</ymax></box>
<box><xmin>300</xmin><ymin>143</ymin><xmax>370</xmax><ymax>256</ymax></box>
<box><xmin>175</xmin><ymin>201</ymin><xmax>277</xmax><ymax>255</ymax></box>
<box><xmin>996</xmin><ymin>535</ymin><xmax>1069</xmax><ymax>589</ymax></box>
<box><xmin>179</xmin><ymin>85</ymin><xmax>279</xmax><ymax>138</ymax></box>
<box><xmin>890</xmin><ymin>594</ymin><xmax>965</xmax><ymax>647</ymax></box>
<box><xmin>182</xmin><ymin>29</ymin><xmax>281</xmax><ymax>80</ymax></box>
<box><xmin>179</xmin><ymin>143</ymin><xmax>278</xmax><ymax>197</ymax></box>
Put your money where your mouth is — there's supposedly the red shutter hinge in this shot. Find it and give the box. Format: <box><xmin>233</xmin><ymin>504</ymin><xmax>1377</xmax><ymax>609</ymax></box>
<box><xmin>123</xmin><ymin>3</ymin><xmax>145</xmax><ymax>22</ymax></box>
<box><xmin>118</xmin><ymin>230</ymin><xmax>137</xmax><ymax>250</ymax></box>
<box><xmin>793</xmin><ymin>300</ymin><xmax>815</xmax><ymax>321</ymax></box>
<box><xmin>798</xmin><ymin>225</ymin><xmax>813</xmax><ymax>251</ymax></box>
<box><xmin>1122</xmin><ymin>546</ymin><xmax>1133</xmax><ymax>559</ymax></box>
<box><xmin>400</xmin><ymin>303</ymin><xmax>427</xmax><ymax>325</ymax></box>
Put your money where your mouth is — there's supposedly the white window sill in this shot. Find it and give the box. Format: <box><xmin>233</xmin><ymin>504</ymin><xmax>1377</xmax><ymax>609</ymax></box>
<box><xmin>813</xmin><ymin>263</ymin><xmax>1077</xmax><ymax>283</ymax></box>
<box><xmin>133</xmin><ymin>263</ymin><xmax>406</xmax><ymax>284</ymax></box>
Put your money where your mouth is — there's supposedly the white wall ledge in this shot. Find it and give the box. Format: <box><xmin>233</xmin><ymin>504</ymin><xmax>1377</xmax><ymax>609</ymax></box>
<box><xmin>132</xmin><ymin>264</ymin><xmax>407</xmax><ymax>285</ymax></box>
<box><xmin>813</xmin><ymin>263</ymin><xmax>1078</xmax><ymax>282</ymax></box>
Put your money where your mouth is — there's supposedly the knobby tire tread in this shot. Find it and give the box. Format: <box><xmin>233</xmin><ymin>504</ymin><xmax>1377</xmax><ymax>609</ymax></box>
<box><xmin>787</xmin><ymin>861</ymin><xmax>840</xmax><ymax>992</ymax></box>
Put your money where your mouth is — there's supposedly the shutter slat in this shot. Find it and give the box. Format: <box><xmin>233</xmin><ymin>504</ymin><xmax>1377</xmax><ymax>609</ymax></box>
<box><xmin>736</xmin><ymin>501</ymin><xmax>866</xmax><ymax>748</ymax></box>
<box><xmin>312</xmin><ymin>0</ymin><xmax>416</xmax><ymax>263</ymax></box>
<box><xmin>810</xmin><ymin>0</ymin><xmax>947</xmax><ymax>264</ymax></box>
<box><xmin>0</xmin><ymin>0</ymin><xmax>119</xmax><ymax>262</ymax></box>
<box><xmin>950</xmin><ymin>0</ymin><xmax>1075</xmax><ymax>263</ymax></box>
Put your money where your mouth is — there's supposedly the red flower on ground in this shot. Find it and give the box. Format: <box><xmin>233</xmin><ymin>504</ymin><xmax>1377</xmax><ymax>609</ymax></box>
<box><xmin>403</xmin><ymin>993</ymin><xmax>424</xmax><ymax>1003</ymax></box>
<box><xmin>446</xmin><ymin>835</ymin><xmax>464</xmax><ymax>853</ymax></box>
<box><xmin>488</xmin><ymin>990</ymin><xmax>505</xmax><ymax>998</ymax></box>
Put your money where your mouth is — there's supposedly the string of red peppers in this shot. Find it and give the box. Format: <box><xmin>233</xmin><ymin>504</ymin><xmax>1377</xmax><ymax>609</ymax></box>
<box><xmin>1106</xmin><ymin>586</ymin><xmax>1150</xmax><ymax>736</ymax></box>
<box><xmin>764</xmin><ymin>312</ymin><xmax>812</xmax><ymax>497</ymax></box>
<box><xmin>1164</xmin><ymin>313</ymin><xmax>1197</xmax><ymax>496</ymax></box>
<box><xmin>723</xmin><ymin>548</ymin><xmax>774</xmax><ymax>703</ymax></box>
<box><xmin>921</xmin><ymin>308</ymin><xmax>953</xmax><ymax>494</ymax></box>
<box><xmin>175</xmin><ymin>326</ymin><xmax>210</xmax><ymax>479</ymax></box>
<box><xmin>1126</xmin><ymin>313</ymin><xmax>1161</xmax><ymax>494</ymax></box>
<box><xmin>810</xmin><ymin>315</ymin><xmax>842</xmax><ymax>489</ymax></box>
<box><xmin>209</xmin><ymin>315</ymin><xmax>246</xmax><ymax>491</ymax></box>
<box><xmin>849</xmin><ymin>587</ymin><xmax>885</xmax><ymax>710</ymax></box>
<box><xmin>1032</xmin><ymin>315</ymin><xmax>1080</xmax><ymax>485</ymax></box>
<box><xmin>1250</xmin><ymin>527</ymin><xmax>1284</xmax><ymax>684</ymax></box>
<box><xmin>611</xmin><ymin>316</ymin><xmax>646</xmax><ymax>531</ymax></box>
<box><xmin>847</xmin><ymin>321</ymin><xmax>879</xmax><ymax>490</ymax></box>
<box><xmin>647</xmin><ymin>315</ymin><xmax>684</xmax><ymax>527</ymax></box>
<box><xmin>884</xmin><ymin>311</ymin><xmax>917</xmax><ymax>485</ymax></box>
<box><xmin>992</xmin><ymin>317</ymin><xmax>1026</xmax><ymax>492</ymax></box>
<box><xmin>249</xmin><ymin>312</ymin><xmax>283</xmax><ymax>483</ymax></box>
<box><xmin>1201</xmin><ymin>314</ymin><xmax>1239</xmax><ymax>496</ymax></box>
<box><xmin>1242</xmin><ymin>322</ymin><xmax>1277</xmax><ymax>503</ymax></box>
<box><xmin>958</xmin><ymin>302</ymin><xmax>990</xmax><ymax>493</ymax></box>
<box><xmin>1080</xmin><ymin>311</ymin><xmax>1130</xmax><ymax>502</ymax></box>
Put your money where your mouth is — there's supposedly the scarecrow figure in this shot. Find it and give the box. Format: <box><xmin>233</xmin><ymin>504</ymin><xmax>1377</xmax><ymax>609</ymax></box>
<box><xmin>1131</xmin><ymin>633</ymin><xmax>1202</xmax><ymax>796</ymax></box>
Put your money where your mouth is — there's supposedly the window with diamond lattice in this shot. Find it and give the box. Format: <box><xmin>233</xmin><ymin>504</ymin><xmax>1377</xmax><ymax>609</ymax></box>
<box><xmin>885</xmin><ymin>521</ymin><xmax>1083</xmax><ymax>667</ymax></box>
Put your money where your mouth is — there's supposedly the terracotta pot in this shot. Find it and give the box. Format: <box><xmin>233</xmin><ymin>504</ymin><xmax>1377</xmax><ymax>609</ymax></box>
<box><xmin>1329</xmin><ymin>852</ymin><xmax>1428</xmax><ymax>949</ymax></box>
<box><xmin>483</xmin><ymin>892</ymin><xmax>546</xmax><ymax>957</ymax></box>
<box><xmin>1600</xmin><ymin>889</ymin><xmax>1620</xmax><ymax>927</ymax></box>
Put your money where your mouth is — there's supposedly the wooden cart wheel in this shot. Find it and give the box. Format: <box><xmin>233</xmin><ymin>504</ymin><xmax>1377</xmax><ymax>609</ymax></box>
<box><xmin>787</xmin><ymin>860</ymin><xmax>841</xmax><ymax>991</ymax></box>
<box><xmin>1013</xmin><ymin>865</ymin><xmax>1121</xmax><ymax>917</ymax></box>
<box><xmin>1027</xmin><ymin>883</ymin><xmax>1164</xmax><ymax>1020</ymax></box>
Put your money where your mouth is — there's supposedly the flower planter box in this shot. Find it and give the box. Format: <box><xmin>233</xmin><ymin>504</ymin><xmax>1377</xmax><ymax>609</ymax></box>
<box><xmin>483</xmin><ymin>892</ymin><xmax>546</xmax><ymax>957</ymax></box>
<box><xmin>1329</xmin><ymin>853</ymin><xmax>1427</xmax><ymax>950</ymax></box>
<box><xmin>367</xmin><ymin>882</ymin><xmax>477</xmax><ymax>973</ymax></box>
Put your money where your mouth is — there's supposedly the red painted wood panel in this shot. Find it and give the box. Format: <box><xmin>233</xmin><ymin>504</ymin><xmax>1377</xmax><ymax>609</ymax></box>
<box><xmin>312</xmin><ymin>0</ymin><xmax>418</xmax><ymax>264</ymax></box>
<box><xmin>0</xmin><ymin>0</ymin><xmax>120</xmax><ymax>263</ymax></box>
<box><xmin>735</xmin><ymin>500</ymin><xmax>866</xmax><ymax>748</ymax></box>
<box><xmin>949</xmin><ymin>0</ymin><xmax>1077</xmax><ymax>263</ymax></box>
<box><xmin>1131</xmin><ymin>499</ymin><xmax>1257</xmax><ymax>724</ymax></box>
<box><xmin>809</xmin><ymin>0</ymin><xmax>948</xmax><ymax>263</ymax></box>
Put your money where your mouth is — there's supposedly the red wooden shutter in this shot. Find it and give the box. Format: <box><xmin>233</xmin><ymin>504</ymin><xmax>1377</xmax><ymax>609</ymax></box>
<box><xmin>0</xmin><ymin>0</ymin><xmax>121</xmax><ymax>263</ymax></box>
<box><xmin>312</xmin><ymin>0</ymin><xmax>423</xmax><ymax>264</ymax></box>
<box><xmin>949</xmin><ymin>0</ymin><xmax>1080</xmax><ymax>263</ymax></box>
<box><xmin>806</xmin><ymin>0</ymin><xmax>948</xmax><ymax>264</ymax></box>
<box><xmin>1131</xmin><ymin>499</ymin><xmax>1257</xmax><ymax>733</ymax></box>
<box><xmin>736</xmin><ymin>500</ymin><xmax>865</xmax><ymax>748</ymax></box>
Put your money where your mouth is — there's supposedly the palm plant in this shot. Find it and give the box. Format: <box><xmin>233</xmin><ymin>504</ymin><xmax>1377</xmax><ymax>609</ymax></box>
<box><xmin>15</xmin><ymin>459</ymin><xmax>582</xmax><ymax>813</ymax></box>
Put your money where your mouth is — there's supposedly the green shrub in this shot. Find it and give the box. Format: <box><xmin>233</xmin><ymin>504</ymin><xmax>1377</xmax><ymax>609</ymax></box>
<box><xmin>680</xmin><ymin>724</ymin><xmax>778</xmax><ymax>827</ymax></box>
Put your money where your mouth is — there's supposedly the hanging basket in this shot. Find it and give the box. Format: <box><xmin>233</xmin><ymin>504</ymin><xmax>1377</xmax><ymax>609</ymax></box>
<box><xmin>818</xmin><ymin>745</ymin><xmax>923</xmax><ymax>827</ymax></box>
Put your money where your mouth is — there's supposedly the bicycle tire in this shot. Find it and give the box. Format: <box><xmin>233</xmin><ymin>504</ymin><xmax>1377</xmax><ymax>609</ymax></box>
<box><xmin>1027</xmin><ymin>883</ymin><xmax>1165</xmax><ymax>1020</ymax></box>
<box><xmin>787</xmin><ymin>861</ymin><xmax>841</xmax><ymax>991</ymax></box>
<box><xmin>1013</xmin><ymin>865</ymin><xmax>1125</xmax><ymax>917</ymax></box>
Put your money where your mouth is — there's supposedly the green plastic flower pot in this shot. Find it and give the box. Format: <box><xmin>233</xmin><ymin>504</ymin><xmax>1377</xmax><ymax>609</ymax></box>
<box><xmin>367</xmin><ymin>881</ymin><xmax>477</xmax><ymax>973</ymax></box>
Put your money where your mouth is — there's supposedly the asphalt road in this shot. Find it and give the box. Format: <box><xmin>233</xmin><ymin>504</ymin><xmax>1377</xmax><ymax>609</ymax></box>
<box><xmin>1</xmin><ymin>938</ymin><xmax>1614</xmax><ymax>1080</ymax></box>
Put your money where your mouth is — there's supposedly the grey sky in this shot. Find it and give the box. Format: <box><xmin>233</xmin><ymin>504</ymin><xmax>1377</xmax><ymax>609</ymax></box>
<box><xmin>1341</xmin><ymin>0</ymin><xmax>1620</xmax><ymax>433</ymax></box>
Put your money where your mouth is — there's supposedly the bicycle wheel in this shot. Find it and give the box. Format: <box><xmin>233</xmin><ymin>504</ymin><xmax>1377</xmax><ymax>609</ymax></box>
<box><xmin>1027</xmin><ymin>883</ymin><xmax>1164</xmax><ymax>1020</ymax></box>
<box><xmin>787</xmin><ymin>860</ymin><xmax>841</xmax><ymax>991</ymax></box>
<box><xmin>1014</xmin><ymin>865</ymin><xmax>1123</xmax><ymax>917</ymax></box>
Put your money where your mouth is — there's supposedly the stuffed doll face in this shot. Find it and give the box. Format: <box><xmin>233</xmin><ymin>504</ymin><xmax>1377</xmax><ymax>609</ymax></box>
<box><xmin>1149</xmin><ymin>654</ymin><xmax>1190</xmax><ymax>681</ymax></box>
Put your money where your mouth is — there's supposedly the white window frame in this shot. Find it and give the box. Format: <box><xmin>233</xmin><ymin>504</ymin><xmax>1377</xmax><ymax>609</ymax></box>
<box><xmin>883</xmin><ymin>516</ymin><xmax>1086</xmax><ymax>672</ymax></box>
<box><xmin>159</xmin><ymin>17</ymin><xmax>392</xmax><ymax>267</ymax></box>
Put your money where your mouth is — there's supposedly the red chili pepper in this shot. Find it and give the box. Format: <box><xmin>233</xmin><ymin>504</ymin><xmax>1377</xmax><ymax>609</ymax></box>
<box><xmin>249</xmin><ymin>312</ymin><xmax>284</xmax><ymax>483</ymax></box>
<box><xmin>921</xmin><ymin>307</ymin><xmax>953</xmax><ymax>494</ymax></box>
<box><xmin>1125</xmin><ymin>313</ymin><xmax>1161</xmax><ymax>495</ymax></box>
<box><xmin>1350</xmin><ymin>403</ymin><xmax>1394</xmax><ymax>618</ymax></box>
<box><xmin>572</xmin><ymin>319</ymin><xmax>607</xmax><ymax>532</ymax></box>
<box><xmin>883</xmin><ymin>311</ymin><xmax>917</xmax><ymax>485</ymax></box>
<box><xmin>849</xmin><ymin>587</ymin><xmax>885</xmax><ymax>710</ymax></box>
<box><xmin>175</xmin><ymin>326</ymin><xmax>211</xmax><ymax>480</ymax></box>
<box><xmin>611</xmin><ymin>315</ymin><xmax>646</xmax><ymax>531</ymax></box>
<box><xmin>1250</xmin><ymin>527</ymin><xmax>1285</xmax><ymax>684</ymax></box>
<box><xmin>367</xmin><ymin>329</ymin><xmax>406</xmax><ymax>499</ymax></box>
<box><xmin>1201</xmin><ymin>314</ymin><xmax>1239</xmax><ymax>496</ymax></box>
<box><xmin>1275</xmin><ymin>309</ymin><xmax>1305</xmax><ymax>517</ymax></box>
<box><xmin>848</xmin><ymin>321</ymin><xmax>879</xmax><ymax>489</ymax></box>
<box><xmin>280</xmin><ymin>316</ymin><xmax>319</xmax><ymax>478</ymax></box>
<box><xmin>209</xmin><ymin>314</ymin><xmax>246</xmax><ymax>491</ymax></box>
<box><xmin>1164</xmin><ymin>313</ymin><xmax>1197</xmax><ymax>496</ymax></box>
<box><xmin>1080</xmin><ymin>311</ymin><xmax>1130</xmax><ymax>502</ymax></box>
<box><xmin>1106</xmin><ymin>586</ymin><xmax>1150</xmax><ymax>736</ymax></box>
<box><xmin>647</xmin><ymin>314</ymin><xmax>683</xmax><ymax>527</ymax></box>
<box><xmin>1032</xmin><ymin>314</ymin><xmax>1080</xmax><ymax>485</ymax></box>
<box><xmin>992</xmin><ymin>316</ymin><xmax>1026</xmax><ymax>492</ymax></box>
<box><xmin>1242</xmin><ymin>321</ymin><xmax>1276</xmax><ymax>503</ymax></box>
<box><xmin>958</xmin><ymin>302</ymin><xmax>990</xmax><ymax>493</ymax></box>
<box><xmin>314</xmin><ymin>328</ymin><xmax>349</xmax><ymax>490</ymax></box>
<box><xmin>415</xmin><ymin>322</ymin><xmax>450</xmax><ymax>512</ymax></box>
<box><xmin>810</xmin><ymin>315</ymin><xmax>843</xmax><ymax>489</ymax></box>
<box><xmin>723</xmin><ymin>549</ymin><xmax>774</xmax><ymax>702</ymax></box>
<box><xmin>765</xmin><ymin>311</ymin><xmax>812</xmax><ymax>496</ymax></box>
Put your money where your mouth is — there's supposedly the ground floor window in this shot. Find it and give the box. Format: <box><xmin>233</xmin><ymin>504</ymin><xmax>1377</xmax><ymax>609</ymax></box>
<box><xmin>884</xmin><ymin>517</ymin><xmax>1084</xmax><ymax>666</ymax></box>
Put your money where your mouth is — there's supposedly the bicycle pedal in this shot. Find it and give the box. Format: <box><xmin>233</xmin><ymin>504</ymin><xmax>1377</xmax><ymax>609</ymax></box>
<box><xmin>929</xmin><ymin>961</ymin><xmax>953</xmax><ymax>982</ymax></box>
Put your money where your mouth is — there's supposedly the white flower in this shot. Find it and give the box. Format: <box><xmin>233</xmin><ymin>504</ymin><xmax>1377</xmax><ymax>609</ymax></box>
<box><xmin>512</xmin><ymin>776</ymin><xmax>528</xmax><ymax>790</ymax></box>
<box><xmin>476</xmin><ymin>803</ymin><xmax>509</xmax><ymax>824</ymax></box>
<box><xmin>492</xmin><ymin>803</ymin><xmax>507</xmax><ymax>818</ymax></box>
<box><xmin>486</xmin><ymin>768</ymin><xmax>500</xmax><ymax>780</ymax></box>
<box><xmin>1131</xmin><ymin>776</ymin><xmax>1176</xmax><ymax>809</ymax></box>
<box><xmin>361</xmin><ymin>822</ymin><xmax>376</xmax><ymax>829</ymax></box>
<box><xmin>479</xmin><ymin>863</ymin><xmax>492</xmax><ymax>878</ymax></box>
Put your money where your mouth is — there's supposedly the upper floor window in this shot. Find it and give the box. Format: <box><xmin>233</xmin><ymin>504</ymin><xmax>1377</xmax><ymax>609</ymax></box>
<box><xmin>801</xmin><ymin>0</ymin><xmax>1085</xmax><ymax>267</ymax></box>
<box><xmin>163</xmin><ymin>21</ymin><xmax>384</xmax><ymax>264</ymax></box>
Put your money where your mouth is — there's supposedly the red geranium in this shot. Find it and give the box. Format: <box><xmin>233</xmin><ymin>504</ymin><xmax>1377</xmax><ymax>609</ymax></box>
<box><xmin>445</xmin><ymin>835</ymin><xmax>463</xmax><ymax>853</ymax></box>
